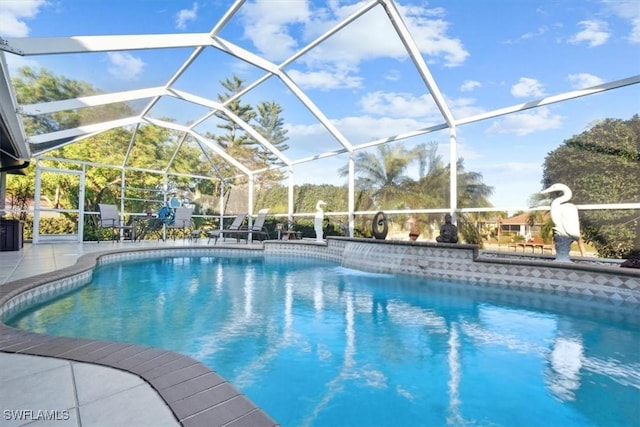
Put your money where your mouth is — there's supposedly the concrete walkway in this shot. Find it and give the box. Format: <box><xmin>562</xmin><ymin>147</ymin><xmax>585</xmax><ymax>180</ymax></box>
<box><xmin>0</xmin><ymin>352</ymin><xmax>179</xmax><ymax>426</ymax></box>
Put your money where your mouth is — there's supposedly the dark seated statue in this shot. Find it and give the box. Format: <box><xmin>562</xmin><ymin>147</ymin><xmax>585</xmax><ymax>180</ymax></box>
<box><xmin>436</xmin><ymin>214</ymin><xmax>458</xmax><ymax>243</ymax></box>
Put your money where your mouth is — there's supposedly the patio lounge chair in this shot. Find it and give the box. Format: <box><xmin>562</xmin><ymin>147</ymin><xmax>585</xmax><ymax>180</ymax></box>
<box><xmin>207</xmin><ymin>213</ymin><xmax>247</xmax><ymax>244</ymax></box>
<box><xmin>167</xmin><ymin>207</ymin><xmax>194</xmax><ymax>240</ymax></box>
<box><xmin>98</xmin><ymin>203</ymin><xmax>134</xmax><ymax>242</ymax></box>
<box><xmin>231</xmin><ymin>209</ymin><xmax>271</xmax><ymax>243</ymax></box>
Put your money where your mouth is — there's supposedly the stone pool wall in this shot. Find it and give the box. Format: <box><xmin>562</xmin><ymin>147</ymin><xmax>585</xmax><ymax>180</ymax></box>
<box><xmin>264</xmin><ymin>237</ymin><xmax>640</xmax><ymax>304</ymax></box>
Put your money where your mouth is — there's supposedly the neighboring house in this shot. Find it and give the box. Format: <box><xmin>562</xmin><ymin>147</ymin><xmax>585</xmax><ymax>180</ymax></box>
<box><xmin>499</xmin><ymin>213</ymin><xmax>548</xmax><ymax>238</ymax></box>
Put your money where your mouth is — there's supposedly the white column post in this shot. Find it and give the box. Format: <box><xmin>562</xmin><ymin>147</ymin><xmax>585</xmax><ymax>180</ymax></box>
<box><xmin>33</xmin><ymin>160</ymin><xmax>41</xmax><ymax>244</ymax></box>
<box><xmin>348</xmin><ymin>153</ymin><xmax>355</xmax><ymax>237</ymax></box>
<box><xmin>77</xmin><ymin>165</ymin><xmax>86</xmax><ymax>242</ymax></box>
<box><xmin>0</xmin><ymin>171</ymin><xmax>6</xmax><ymax>216</ymax></box>
<box><xmin>288</xmin><ymin>167</ymin><xmax>294</xmax><ymax>224</ymax></box>
<box><xmin>248</xmin><ymin>175</ymin><xmax>255</xmax><ymax>242</ymax></box>
<box><xmin>218</xmin><ymin>180</ymin><xmax>225</xmax><ymax>230</ymax></box>
<box><xmin>449</xmin><ymin>127</ymin><xmax>458</xmax><ymax>223</ymax></box>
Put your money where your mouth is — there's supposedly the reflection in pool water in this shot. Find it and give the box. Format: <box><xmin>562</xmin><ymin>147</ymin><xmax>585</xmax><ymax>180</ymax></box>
<box><xmin>9</xmin><ymin>255</ymin><xmax>640</xmax><ymax>426</ymax></box>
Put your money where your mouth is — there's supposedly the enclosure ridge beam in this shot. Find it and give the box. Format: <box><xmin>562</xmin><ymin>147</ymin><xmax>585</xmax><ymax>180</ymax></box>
<box><xmin>20</xmin><ymin>87</ymin><xmax>166</xmax><ymax>115</ymax></box>
<box><xmin>278</xmin><ymin>71</ymin><xmax>354</xmax><ymax>153</ymax></box>
<box><xmin>27</xmin><ymin>116</ymin><xmax>140</xmax><ymax>145</ymax></box>
<box><xmin>160</xmin><ymin>34</ymin><xmax>282</xmax><ymax>131</ymax></box>
<box><xmin>353</xmin><ymin>123</ymin><xmax>450</xmax><ymax>152</ymax></box>
<box><xmin>200</xmin><ymin>0</ymin><xmax>377</xmax><ymax>156</ymax></box>
<box><xmin>164</xmin><ymin>133</ymin><xmax>188</xmax><ymax>174</ymax></box>
<box><xmin>210</xmin><ymin>37</ymin><xmax>280</xmax><ymax>74</ymax></box>
<box><xmin>291</xmin><ymin>148</ymin><xmax>349</xmax><ymax>166</ymax></box>
<box><xmin>209</xmin><ymin>0</ymin><xmax>378</xmax><ymax>114</ymax></box>
<box><xmin>219</xmin><ymin>106</ymin><xmax>292</xmax><ymax>166</ymax></box>
<box><xmin>0</xmin><ymin>54</ymin><xmax>29</xmax><ymax>158</ymax></box>
<box><xmin>278</xmin><ymin>0</ymin><xmax>379</xmax><ymax>69</ymax></box>
<box><xmin>187</xmin><ymin>131</ymin><xmax>252</xmax><ymax>176</ymax></box>
<box><xmin>167</xmin><ymin>89</ymin><xmax>291</xmax><ymax>166</ymax></box>
<box><xmin>121</xmin><ymin>123</ymin><xmax>141</xmax><ymax>169</ymax></box>
<box><xmin>456</xmin><ymin>75</ymin><xmax>640</xmax><ymax>126</ymax></box>
<box><xmin>141</xmin><ymin>42</ymin><xmax>209</xmax><ymax>122</ymax></box>
<box><xmin>209</xmin><ymin>0</ymin><xmax>247</xmax><ymax>38</ymax></box>
<box><xmin>378</xmin><ymin>0</ymin><xmax>456</xmax><ymax>127</ymax></box>
<box><xmin>2</xmin><ymin>33</ymin><xmax>217</xmax><ymax>55</ymax></box>
<box><xmin>38</xmin><ymin>155</ymin><xmax>215</xmax><ymax>180</ymax></box>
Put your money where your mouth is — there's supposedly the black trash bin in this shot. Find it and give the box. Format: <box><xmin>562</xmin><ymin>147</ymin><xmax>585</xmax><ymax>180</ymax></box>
<box><xmin>0</xmin><ymin>219</ymin><xmax>24</xmax><ymax>251</ymax></box>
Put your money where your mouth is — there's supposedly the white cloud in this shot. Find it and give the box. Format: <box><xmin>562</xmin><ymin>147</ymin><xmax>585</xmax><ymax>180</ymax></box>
<box><xmin>287</xmin><ymin>66</ymin><xmax>362</xmax><ymax>90</ymax></box>
<box><xmin>287</xmin><ymin>114</ymin><xmax>441</xmax><ymax>151</ymax></box>
<box><xmin>399</xmin><ymin>4</ymin><xmax>469</xmax><ymax>67</ymax></box>
<box><xmin>629</xmin><ymin>19</ymin><xmax>640</xmax><ymax>43</ymax></box>
<box><xmin>568</xmin><ymin>20</ymin><xmax>610</xmax><ymax>47</ymax></box>
<box><xmin>384</xmin><ymin>69</ymin><xmax>402</xmax><ymax>81</ymax></box>
<box><xmin>359</xmin><ymin>91</ymin><xmax>438</xmax><ymax>118</ymax></box>
<box><xmin>448</xmin><ymin>97</ymin><xmax>485</xmax><ymax>120</ymax></box>
<box><xmin>630</xmin><ymin>19</ymin><xmax>640</xmax><ymax>43</ymax></box>
<box><xmin>483</xmin><ymin>161</ymin><xmax>542</xmax><ymax>174</ymax></box>
<box><xmin>0</xmin><ymin>0</ymin><xmax>47</xmax><ymax>37</ymax></box>
<box><xmin>5</xmin><ymin>55</ymin><xmax>39</xmax><ymax>73</ymax></box>
<box><xmin>176</xmin><ymin>2</ymin><xmax>198</xmax><ymax>30</ymax></box>
<box><xmin>107</xmin><ymin>52</ymin><xmax>145</xmax><ymax>80</ymax></box>
<box><xmin>485</xmin><ymin>108</ymin><xmax>564</xmax><ymax>136</ymax></box>
<box><xmin>239</xmin><ymin>0</ymin><xmax>311</xmax><ymax>61</ymax></box>
<box><xmin>504</xmin><ymin>25</ymin><xmax>550</xmax><ymax>44</ymax></box>
<box><xmin>511</xmin><ymin>77</ymin><xmax>546</xmax><ymax>98</ymax></box>
<box><xmin>601</xmin><ymin>0</ymin><xmax>640</xmax><ymax>43</ymax></box>
<box><xmin>357</xmin><ymin>90</ymin><xmax>484</xmax><ymax>124</ymax></box>
<box><xmin>240</xmin><ymin>1</ymin><xmax>468</xmax><ymax>68</ymax></box>
<box><xmin>325</xmin><ymin>115</ymin><xmax>421</xmax><ymax>139</ymax></box>
<box><xmin>567</xmin><ymin>73</ymin><xmax>604</xmax><ymax>89</ymax></box>
<box><xmin>521</xmin><ymin>26</ymin><xmax>548</xmax><ymax>40</ymax></box>
<box><xmin>460</xmin><ymin>80</ymin><xmax>481</xmax><ymax>92</ymax></box>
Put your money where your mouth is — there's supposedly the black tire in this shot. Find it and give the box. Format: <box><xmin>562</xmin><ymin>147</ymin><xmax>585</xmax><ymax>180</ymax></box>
<box><xmin>372</xmin><ymin>211</ymin><xmax>388</xmax><ymax>240</ymax></box>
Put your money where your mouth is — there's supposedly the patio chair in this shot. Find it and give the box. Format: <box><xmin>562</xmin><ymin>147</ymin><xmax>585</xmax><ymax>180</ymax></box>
<box><xmin>230</xmin><ymin>209</ymin><xmax>271</xmax><ymax>244</ymax></box>
<box><xmin>207</xmin><ymin>213</ymin><xmax>247</xmax><ymax>244</ymax></box>
<box><xmin>248</xmin><ymin>208</ymin><xmax>271</xmax><ymax>242</ymax></box>
<box><xmin>97</xmin><ymin>204</ymin><xmax>134</xmax><ymax>242</ymax></box>
<box><xmin>166</xmin><ymin>207</ymin><xmax>194</xmax><ymax>240</ymax></box>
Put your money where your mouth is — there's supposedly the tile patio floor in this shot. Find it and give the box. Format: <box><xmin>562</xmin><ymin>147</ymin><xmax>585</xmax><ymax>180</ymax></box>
<box><xmin>0</xmin><ymin>239</ymin><xmax>274</xmax><ymax>427</ymax></box>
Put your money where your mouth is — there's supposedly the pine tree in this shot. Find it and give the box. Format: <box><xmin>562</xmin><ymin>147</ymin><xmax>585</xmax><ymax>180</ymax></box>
<box><xmin>254</xmin><ymin>101</ymin><xmax>289</xmax><ymax>165</ymax></box>
<box><xmin>214</xmin><ymin>75</ymin><xmax>256</xmax><ymax>159</ymax></box>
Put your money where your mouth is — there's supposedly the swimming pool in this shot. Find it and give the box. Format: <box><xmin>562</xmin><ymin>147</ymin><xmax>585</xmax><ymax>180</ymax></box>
<box><xmin>8</xmin><ymin>254</ymin><xmax>640</xmax><ymax>426</ymax></box>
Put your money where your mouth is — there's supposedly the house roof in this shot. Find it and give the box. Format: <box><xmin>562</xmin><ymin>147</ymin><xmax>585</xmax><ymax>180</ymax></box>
<box><xmin>501</xmin><ymin>212</ymin><xmax>549</xmax><ymax>225</ymax></box>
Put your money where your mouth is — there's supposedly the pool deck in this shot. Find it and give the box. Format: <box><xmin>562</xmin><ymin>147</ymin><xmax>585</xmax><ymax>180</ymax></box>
<box><xmin>0</xmin><ymin>239</ymin><xmax>277</xmax><ymax>427</ymax></box>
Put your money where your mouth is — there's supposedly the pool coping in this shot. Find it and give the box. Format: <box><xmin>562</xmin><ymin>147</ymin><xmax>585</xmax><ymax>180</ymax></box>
<box><xmin>0</xmin><ymin>246</ymin><xmax>278</xmax><ymax>427</ymax></box>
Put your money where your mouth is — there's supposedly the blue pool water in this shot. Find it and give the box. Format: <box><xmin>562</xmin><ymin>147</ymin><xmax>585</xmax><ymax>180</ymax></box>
<box><xmin>8</xmin><ymin>255</ymin><xmax>640</xmax><ymax>426</ymax></box>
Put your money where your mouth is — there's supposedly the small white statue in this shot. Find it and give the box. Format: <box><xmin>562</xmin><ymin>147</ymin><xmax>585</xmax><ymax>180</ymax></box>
<box><xmin>314</xmin><ymin>200</ymin><xmax>326</xmax><ymax>242</ymax></box>
<box><xmin>541</xmin><ymin>183</ymin><xmax>580</xmax><ymax>262</ymax></box>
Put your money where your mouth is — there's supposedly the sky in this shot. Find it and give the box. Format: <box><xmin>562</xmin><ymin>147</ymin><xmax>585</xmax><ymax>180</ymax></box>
<box><xmin>1</xmin><ymin>0</ymin><xmax>639</xmax><ymax>210</ymax></box>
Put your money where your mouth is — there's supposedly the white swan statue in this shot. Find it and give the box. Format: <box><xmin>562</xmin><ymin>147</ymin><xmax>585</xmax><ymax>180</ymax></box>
<box><xmin>541</xmin><ymin>183</ymin><xmax>580</xmax><ymax>262</ymax></box>
<box><xmin>314</xmin><ymin>200</ymin><xmax>326</xmax><ymax>242</ymax></box>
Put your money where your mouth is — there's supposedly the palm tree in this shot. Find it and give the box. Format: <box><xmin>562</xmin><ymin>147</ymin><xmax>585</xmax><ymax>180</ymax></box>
<box><xmin>456</xmin><ymin>160</ymin><xmax>494</xmax><ymax>209</ymax></box>
<box><xmin>406</xmin><ymin>142</ymin><xmax>448</xmax><ymax>209</ymax></box>
<box><xmin>339</xmin><ymin>143</ymin><xmax>415</xmax><ymax>210</ymax></box>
